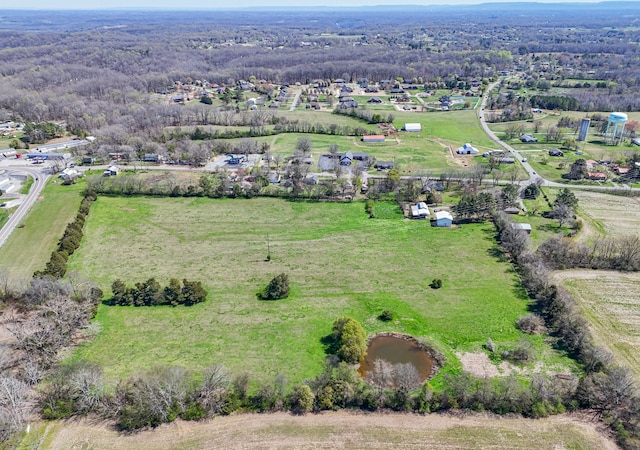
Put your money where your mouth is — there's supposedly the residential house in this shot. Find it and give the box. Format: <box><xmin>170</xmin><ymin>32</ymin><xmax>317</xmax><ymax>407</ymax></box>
<box><xmin>548</xmin><ymin>148</ymin><xmax>564</xmax><ymax>157</ymax></box>
<box><xmin>587</xmin><ymin>172</ymin><xmax>607</xmax><ymax>181</ymax></box>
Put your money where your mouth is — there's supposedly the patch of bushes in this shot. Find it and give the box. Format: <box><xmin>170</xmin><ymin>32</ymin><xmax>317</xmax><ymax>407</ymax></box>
<box><xmin>430</xmin><ymin>278</ymin><xmax>443</xmax><ymax>289</ymax></box>
<box><xmin>378</xmin><ymin>310</ymin><xmax>394</xmax><ymax>322</ymax></box>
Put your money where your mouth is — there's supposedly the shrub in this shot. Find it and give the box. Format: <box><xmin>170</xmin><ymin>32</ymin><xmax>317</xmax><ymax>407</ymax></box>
<box><xmin>430</xmin><ymin>278</ymin><xmax>443</xmax><ymax>289</ymax></box>
<box><xmin>259</xmin><ymin>273</ymin><xmax>290</xmax><ymax>300</ymax></box>
<box><xmin>365</xmin><ymin>199</ymin><xmax>375</xmax><ymax>218</ymax></box>
<box><xmin>516</xmin><ymin>314</ymin><xmax>546</xmax><ymax>335</ymax></box>
<box><xmin>501</xmin><ymin>340</ymin><xmax>533</xmax><ymax>363</ymax></box>
<box><xmin>378</xmin><ymin>310</ymin><xmax>394</xmax><ymax>322</ymax></box>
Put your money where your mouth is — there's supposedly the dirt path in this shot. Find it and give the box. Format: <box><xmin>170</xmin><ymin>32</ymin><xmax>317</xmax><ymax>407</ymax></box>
<box><xmin>38</xmin><ymin>411</ymin><xmax>618</xmax><ymax>450</ymax></box>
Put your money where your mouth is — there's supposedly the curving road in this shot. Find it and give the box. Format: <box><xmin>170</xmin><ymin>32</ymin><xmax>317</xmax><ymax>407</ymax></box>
<box><xmin>0</xmin><ymin>166</ymin><xmax>49</xmax><ymax>248</ymax></box>
<box><xmin>478</xmin><ymin>81</ymin><xmax>640</xmax><ymax>192</ymax></box>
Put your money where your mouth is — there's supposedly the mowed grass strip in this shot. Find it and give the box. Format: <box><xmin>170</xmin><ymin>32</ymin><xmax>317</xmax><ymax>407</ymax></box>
<box><xmin>68</xmin><ymin>196</ymin><xmax>567</xmax><ymax>383</ymax></box>
<box><xmin>32</xmin><ymin>412</ymin><xmax>617</xmax><ymax>450</ymax></box>
<box><xmin>0</xmin><ymin>180</ymin><xmax>85</xmax><ymax>280</ymax></box>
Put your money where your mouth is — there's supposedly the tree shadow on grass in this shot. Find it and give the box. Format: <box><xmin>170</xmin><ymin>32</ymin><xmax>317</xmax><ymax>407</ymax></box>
<box><xmin>320</xmin><ymin>334</ymin><xmax>339</xmax><ymax>356</ymax></box>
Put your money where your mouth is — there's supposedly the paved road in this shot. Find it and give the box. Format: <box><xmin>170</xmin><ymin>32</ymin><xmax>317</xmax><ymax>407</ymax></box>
<box><xmin>0</xmin><ymin>165</ymin><xmax>49</xmax><ymax>248</ymax></box>
<box><xmin>477</xmin><ymin>81</ymin><xmax>640</xmax><ymax>193</ymax></box>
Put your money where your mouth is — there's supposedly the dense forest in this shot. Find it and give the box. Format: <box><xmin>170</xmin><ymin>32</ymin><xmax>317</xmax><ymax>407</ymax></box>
<box><xmin>1</xmin><ymin>4</ymin><xmax>640</xmax><ymax>142</ymax></box>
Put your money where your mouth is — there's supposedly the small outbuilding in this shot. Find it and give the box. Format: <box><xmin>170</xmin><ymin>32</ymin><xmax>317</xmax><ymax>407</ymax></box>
<box><xmin>548</xmin><ymin>148</ymin><xmax>564</xmax><ymax>157</ymax></box>
<box><xmin>434</xmin><ymin>211</ymin><xmax>453</xmax><ymax>227</ymax></box>
<box><xmin>510</xmin><ymin>223</ymin><xmax>532</xmax><ymax>234</ymax></box>
<box><xmin>403</xmin><ymin>123</ymin><xmax>422</xmax><ymax>132</ymax></box>
<box><xmin>410</xmin><ymin>202</ymin><xmax>430</xmax><ymax>219</ymax></box>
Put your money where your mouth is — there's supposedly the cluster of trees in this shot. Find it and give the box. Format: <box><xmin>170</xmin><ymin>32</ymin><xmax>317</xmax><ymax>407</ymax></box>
<box><xmin>107</xmin><ymin>278</ymin><xmax>207</xmax><ymax>307</ymax></box>
<box><xmin>530</xmin><ymin>95</ymin><xmax>580</xmax><ymax>111</ymax></box>
<box><xmin>0</xmin><ymin>276</ymin><xmax>101</xmax><ymax>442</ymax></box>
<box><xmin>333</xmin><ymin>108</ymin><xmax>395</xmax><ymax>125</ymax></box>
<box><xmin>20</xmin><ymin>121</ymin><xmax>64</xmax><ymax>144</ymax></box>
<box><xmin>453</xmin><ymin>192</ymin><xmax>497</xmax><ymax>222</ymax></box>
<box><xmin>493</xmin><ymin>211</ymin><xmax>640</xmax><ymax>447</ymax></box>
<box><xmin>34</xmin><ymin>190</ymin><xmax>97</xmax><ymax>279</ymax></box>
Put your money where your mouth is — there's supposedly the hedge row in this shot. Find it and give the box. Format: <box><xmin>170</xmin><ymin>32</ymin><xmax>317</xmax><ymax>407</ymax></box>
<box><xmin>34</xmin><ymin>190</ymin><xmax>97</xmax><ymax>279</ymax></box>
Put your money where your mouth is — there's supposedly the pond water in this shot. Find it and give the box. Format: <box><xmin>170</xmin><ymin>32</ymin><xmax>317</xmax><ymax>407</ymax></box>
<box><xmin>358</xmin><ymin>334</ymin><xmax>434</xmax><ymax>388</ymax></box>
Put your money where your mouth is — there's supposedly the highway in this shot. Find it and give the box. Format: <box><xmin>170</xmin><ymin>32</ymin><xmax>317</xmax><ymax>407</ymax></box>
<box><xmin>0</xmin><ymin>165</ymin><xmax>50</xmax><ymax>248</ymax></box>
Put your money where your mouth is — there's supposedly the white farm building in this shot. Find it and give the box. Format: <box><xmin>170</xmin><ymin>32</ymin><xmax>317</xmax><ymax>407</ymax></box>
<box><xmin>403</xmin><ymin>123</ymin><xmax>422</xmax><ymax>132</ymax></box>
<box><xmin>457</xmin><ymin>143</ymin><xmax>479</xmax><ymax>155</ymax></box>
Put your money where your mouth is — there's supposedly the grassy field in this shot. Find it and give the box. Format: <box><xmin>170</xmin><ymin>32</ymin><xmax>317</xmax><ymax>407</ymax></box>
<box><xmin>0</xmin><ymin>179</ymin><xmax>86</xmax><ymax>280</ymax></box>
<box><xmin>66</xmin><ymin>196</ymin><xmax>575</xmax><ymax>383</ymax></box>
<box><xmin>23</xmin><ymin>412</ymin><xmax>617</xmax><ymax>450</ymax></box>
<box><xmin>558</xmin><ymin>270</ymin><xmax>640</xmax><ymax>381</ymax></box>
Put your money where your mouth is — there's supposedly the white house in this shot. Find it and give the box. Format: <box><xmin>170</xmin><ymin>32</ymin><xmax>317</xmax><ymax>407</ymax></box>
<box><xmin>410</xmin><ymin>201</ymin><xmax>430</xmax><ymax>219</ymax></box>
<box><xmin>457</xmin><ymin>143</ymin><xmax>479</xmax><ymax>155</ymax></box>
<box><xmin>59</xmin><ymin>168</ymin><xmax>80</xmax><ymax>180</ymax></box>
<box><xmin>104</xmin><ymin>165</ymin><xmax>120</xmax><ymax>177</ymax></box>
<box><xmin>403</xmin><ymin>123</ymin><xmax>422</xmax><ymax>132</ymax></box>
<box><xmin>434</xmin><ymin>211</ymin><xmax>453</xmax><ymax>227</ymax></box>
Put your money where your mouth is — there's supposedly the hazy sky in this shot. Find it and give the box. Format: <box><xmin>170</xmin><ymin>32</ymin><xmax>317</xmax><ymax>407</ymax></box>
<box><xmin>0</xmin><ymin>0</ymin><xmax>617</xmax><ymax>9</ymax></box>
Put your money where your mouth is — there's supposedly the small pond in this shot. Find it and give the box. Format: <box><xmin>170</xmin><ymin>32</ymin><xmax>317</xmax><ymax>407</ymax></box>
<box><xmin>358</xmin><ymin>334</ymin><xmax>435</xmax><ymax>388</ymax></box>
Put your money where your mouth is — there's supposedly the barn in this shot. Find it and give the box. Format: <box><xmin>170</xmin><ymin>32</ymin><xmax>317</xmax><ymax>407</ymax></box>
<box><xmin>457</xmin><ymin>143</ymin><xmax>479</xmax><ymax>155</ymax></box>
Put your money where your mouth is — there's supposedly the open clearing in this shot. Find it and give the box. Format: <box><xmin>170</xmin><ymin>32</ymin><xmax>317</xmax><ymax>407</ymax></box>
<box><xmin>555</xmin><ymin>269</ymin><xmax>640</xmax><ymax>381</ymax></box>
<box><xmin>67</xmin><ymin>196</ymin><xmax>575</xmax><ymax>383</ymax></box>
<box><xmin>29</xmin><ymin>411</ymin><xmax>617</xmax><ymax>450</ymax></box>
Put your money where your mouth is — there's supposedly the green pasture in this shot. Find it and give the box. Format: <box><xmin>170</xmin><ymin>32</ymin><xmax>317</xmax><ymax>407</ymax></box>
<box><xmin>67</xmin><ymin>196</ymin><xmax>576</xmax><ymax>383</ymax></box>
<box><xmin>0</xmin><ymin>179</ymin><xmax>86</xmax><ymax>280</ymax></box>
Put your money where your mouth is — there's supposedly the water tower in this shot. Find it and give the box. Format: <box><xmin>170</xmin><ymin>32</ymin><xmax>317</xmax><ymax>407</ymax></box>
<box><xmin>605</xmin><ymin>112</ymin><xmax>628</xmax><ymax>145</ymax></box>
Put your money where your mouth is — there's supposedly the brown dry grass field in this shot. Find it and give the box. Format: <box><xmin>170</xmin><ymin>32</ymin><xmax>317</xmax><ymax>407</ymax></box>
<box><xmin>27</xmin><ymin>412</ymin><xmax>617</xmax><ymax>450</ymax></box>
<box><xmin>557</xmin><ymin>191</ymin><xmax>640</xmax><ymax>380</ymax></box>
<box><xmin>555</xmin><ymin>270</ymin><xmax>640</xmax><ymax>381</ymax></box>
<box><xmin>574</xmin><ymin>190</ymin><xmax>640</xmax><ymax>242</ymax></box>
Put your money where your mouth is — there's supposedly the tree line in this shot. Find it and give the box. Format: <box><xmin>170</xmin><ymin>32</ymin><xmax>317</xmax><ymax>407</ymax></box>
<box><xmin>34</xmin><ymin>190</ymin><xmax>97</xmax><ymax>279</ymax></box>
<box><xmin>107</xmin><ymin>278</ymin><xmax>208</xmax><ymax>307</ymax></box>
